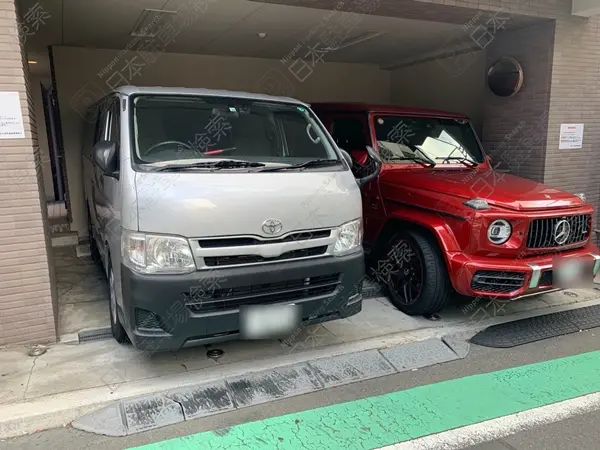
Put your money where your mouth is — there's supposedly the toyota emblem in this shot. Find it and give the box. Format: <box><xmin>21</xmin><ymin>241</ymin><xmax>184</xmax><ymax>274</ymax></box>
<box><xmin>554</xmin><ymin>219</ymin><xmax>571</xmax><ymax>245</ymax></box>
<box><xmin>262</xmin><ymin>219</ymin><xmax>283</xmax><ymax>235</ymax></box>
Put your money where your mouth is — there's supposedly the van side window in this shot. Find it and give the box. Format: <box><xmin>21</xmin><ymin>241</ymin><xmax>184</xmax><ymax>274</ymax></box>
<box><xmin>331</xmin><ymin>118</ymin><xmax>367</xmax><ymax>152</ymax></box>
<box><xmin>106</xmin><ymin>98</ymin><xmax>120</xmax><ymax>170</ymax></box>
<box><xmin>94</xmin><ymin>101</ymin><xmax>110</xmax><ymax>145</ymax></box>
<box><xmin>107</xmin><ymin>100</ymin><xmax>120</xmax><ymax>144</ymax></box>
<box><xmin>83</xmin><ymin>106</ymin><xmax>98</xmax><ymax>159</ymax></box>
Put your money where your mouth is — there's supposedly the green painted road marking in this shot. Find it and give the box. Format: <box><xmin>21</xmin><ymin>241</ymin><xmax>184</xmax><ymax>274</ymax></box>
<box><xmin>130</xmin><ymin>350</ymin><xmax>600</xmax><ymax>450</ymax></box>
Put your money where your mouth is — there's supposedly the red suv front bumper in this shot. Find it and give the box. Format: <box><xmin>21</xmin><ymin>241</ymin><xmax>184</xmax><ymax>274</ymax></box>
<box><xmin>447</xmin><ymin>242</ymin><xmax>600</xmax><ymax>299</ymax></box>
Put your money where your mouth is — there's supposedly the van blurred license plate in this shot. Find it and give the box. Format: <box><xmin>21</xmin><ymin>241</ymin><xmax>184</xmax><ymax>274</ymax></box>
<box><xmin>554</xmin><ymin>256</ymin><xmax>592</xmax><ymax>288</ymax></box>
<box><xmin>240</xmin><ymin>304</ymin><xmax>301</xmax><ymax>340</ymax></box>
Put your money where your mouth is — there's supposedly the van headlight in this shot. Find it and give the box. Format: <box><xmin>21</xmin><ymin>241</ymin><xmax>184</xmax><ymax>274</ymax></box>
<box><xmin>121</xmin><ymin>229</ymin><xmax>196</xmax><ymax>274</ymax></box>
<box><xmin>334</xmin><ymin>218</ymin><xmax>363</xmax><ymax>256</ymax></box>
<box><xmin>487</xmin><ymin>219</ymin><xmax>512</xmax><ymax>245</ymax></box>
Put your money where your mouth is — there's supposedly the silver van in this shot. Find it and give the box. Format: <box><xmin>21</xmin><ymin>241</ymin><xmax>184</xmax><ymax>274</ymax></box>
<box><xmin>82</xmin><ymin>86</ymin><xmax>381</xmax><ymax>351</ymax></box>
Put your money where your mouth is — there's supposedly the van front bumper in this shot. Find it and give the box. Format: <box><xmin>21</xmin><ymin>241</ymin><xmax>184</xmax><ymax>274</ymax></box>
<box><xmin>448</xmin><ymin>242</ymin><xmax>600</xmax><ymax>299</ymax></box>
<box><xmin>119</xmin><ymin>252</ymin><xmax>364</xmax><ymax>351</ymax></box>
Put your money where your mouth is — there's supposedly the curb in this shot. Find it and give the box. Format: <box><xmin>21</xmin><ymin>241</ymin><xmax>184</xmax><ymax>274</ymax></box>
<box><xmin>72</xmin><ymin>337</ymin><xmax>469</xmax><ymax>436</ymax></box>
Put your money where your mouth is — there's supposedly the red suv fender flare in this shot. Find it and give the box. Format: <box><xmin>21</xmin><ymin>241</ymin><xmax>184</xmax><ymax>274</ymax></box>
<box><xmin>381</xmin><ymin>209</ymin><xmax>462</xmax><ymax>266</ymax></box>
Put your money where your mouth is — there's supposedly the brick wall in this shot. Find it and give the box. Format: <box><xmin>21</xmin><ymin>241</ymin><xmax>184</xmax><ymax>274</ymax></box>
<box><xmin>0</xmin><ymin>0</ymin><xmax>57</xmax><ymax>346</ymax></box>
<box><xmin>481</xmin><ymin>21</ymin><xmax>555</xmax><ymax>184</ymax></box>
<box><xmin>544</xmin><ymin>15</ymin><xmax>600</xmax><ymax>230</ymax></box>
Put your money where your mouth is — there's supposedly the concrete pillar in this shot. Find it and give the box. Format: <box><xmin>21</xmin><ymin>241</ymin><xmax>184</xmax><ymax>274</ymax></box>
<box><xmin>0</xmin><ymin>0</ymin><xmax>57</xmax><ymax>345</ymax></box>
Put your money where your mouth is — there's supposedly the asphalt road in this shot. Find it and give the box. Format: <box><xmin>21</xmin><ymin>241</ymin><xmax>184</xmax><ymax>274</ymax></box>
<box><xmin>2</xmin><ymin>329</ymin><xmax>600</xmax><ymax>450</ymax></box>
<box><xmin>467</xmin><ymin>409</ymin><xmax>600</xmax><ymax>450</ymax></box>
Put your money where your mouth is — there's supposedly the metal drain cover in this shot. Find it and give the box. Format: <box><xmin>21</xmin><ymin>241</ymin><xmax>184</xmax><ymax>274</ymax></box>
<box><xmin>470</xmin><ymin>304</ymin><xmax>600</xmax><ymax>348</ymax></box>
<box><xmin>79</xmin><ymin>327</ymin><xmax>113</xmax><ymax>343</ymax></box>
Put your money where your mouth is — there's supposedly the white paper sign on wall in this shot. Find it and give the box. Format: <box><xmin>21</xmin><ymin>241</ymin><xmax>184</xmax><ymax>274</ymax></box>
<box><xmin>0</xmin><ymin>92</ymin><xmax>25</xmax><ymax>139</ymax></box>
<box><xmin>559</xmin><ymin>123</ymin><xmax>584</xmax><ymax>149</ymax></box>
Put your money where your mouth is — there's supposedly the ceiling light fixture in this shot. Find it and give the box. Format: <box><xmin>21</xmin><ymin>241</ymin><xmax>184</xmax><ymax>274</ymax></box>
<box><xmin>28</xmin><ymin>60</ymin><xmax>37</xmax><ymax>64</ymax></box>
<box><xmin>257</xmin><ymin>32</ymin><xmax>267</xmax><ymax>38</ymax></box>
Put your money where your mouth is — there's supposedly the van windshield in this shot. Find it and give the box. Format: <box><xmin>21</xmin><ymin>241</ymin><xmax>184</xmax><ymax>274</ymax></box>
<box><xmin>131</xmin><ymin>95</ymin><xmax>338</xmax><ymax>165</ymax></box>
<box><xmin>373</xmin><ymin>115</ymin><xmax>484</xmax><ymax>165</ymax></box>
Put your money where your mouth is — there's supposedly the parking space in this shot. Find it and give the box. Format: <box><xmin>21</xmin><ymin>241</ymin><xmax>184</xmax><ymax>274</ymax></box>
<box><xmin>22</xmin><ymin>0</ymin><xmax>545</xmax><ymax>342</ymax></box>
<box><xmin>2</xmin><ymin>0</ymin><xmax>599</xmax><ymax>356</ymax></box>
<box><xmin>52</xmin><ymin>240</ymin><xmax>600</xmax><ymax>349</ymax></box>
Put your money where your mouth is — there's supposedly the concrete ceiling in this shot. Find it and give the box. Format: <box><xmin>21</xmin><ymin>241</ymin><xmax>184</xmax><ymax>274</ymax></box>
<box><xmin>20</xmin><ymin>0</ymin><xmax>470</xmax><ymax>74</ymax></box>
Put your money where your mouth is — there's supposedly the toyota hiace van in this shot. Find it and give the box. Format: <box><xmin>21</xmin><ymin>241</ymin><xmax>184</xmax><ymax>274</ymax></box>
<box><xmin>82</xmin><ymin>87</ymin><xmax>381</xmax><ymax>351</ymax></box>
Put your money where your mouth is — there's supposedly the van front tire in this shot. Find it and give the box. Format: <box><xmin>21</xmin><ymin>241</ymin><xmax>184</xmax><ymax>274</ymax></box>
<box><xmin>108</xmin><ymin>263</ymin><xmax>128</xmax><ymax>344</ymax></box>
<box><xmin>384</xmin><ymin>230</ymin><xmax>451</xmax><ymax>316</ymax></box>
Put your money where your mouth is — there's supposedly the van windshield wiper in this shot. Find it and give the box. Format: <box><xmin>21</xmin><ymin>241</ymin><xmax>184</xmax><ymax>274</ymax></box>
<box><xmin>435</xmin><ymin>156</ymin><xmax>478</xmax><ymax>167</ymax></box>
<box><xmin>154</xmin><ymin>160</ymin><xmax>265</xmax><ymax>172</ymax></box>
<box><xmin>256</xmin><ymin>159</ymin><xmax>341</xmax><ymax>172</ymax></box>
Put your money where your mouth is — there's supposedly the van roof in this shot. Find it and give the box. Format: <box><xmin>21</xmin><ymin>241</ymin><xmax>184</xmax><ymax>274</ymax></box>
<box><xmin>310</xmin><ymin>102</ymin><xmax>469</xmax><ymax>119</ymax></box>
<box><xmin>114</xmin><ymin>86</ymin><xmax>307</xmax><ymax>106</ymax></box>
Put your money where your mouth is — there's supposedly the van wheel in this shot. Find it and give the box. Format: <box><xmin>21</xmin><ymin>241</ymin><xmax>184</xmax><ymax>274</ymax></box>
<box><xmin>108</xmin><ymin>263</ymin><xmax>128</xmax><ymax>344</ymax></box>
<box><xmin>384</xmin><ymin>230</ymin><xmax>451</xmax><ymax>316</ymax></box>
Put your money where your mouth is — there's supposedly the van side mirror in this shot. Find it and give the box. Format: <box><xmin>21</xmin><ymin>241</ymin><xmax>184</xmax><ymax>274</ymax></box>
<box><xmin>340</xmin><ymin>149</ymin><xmax>353</xmax><ymax>168</ymax></box>
<box><xmin>355</xmin><ymin>145</ymin><xmax>383</xmax><ymax>188</ymax></box>
<box><xmin>93</xmin><ymin>140</ymin><xmax>118</xmax><ymax>175</ymax></box>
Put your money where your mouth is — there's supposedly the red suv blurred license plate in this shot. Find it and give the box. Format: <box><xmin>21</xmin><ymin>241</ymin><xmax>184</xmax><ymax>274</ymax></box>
<box><xmin>553</xmin><ymin>256</ymin><xmax>593</xmax><ymax>288</ymax></box>
<box><xmin>240</xmin><ymin>304</ymin><xmax>301</xmax><ymax>340</ymax></box>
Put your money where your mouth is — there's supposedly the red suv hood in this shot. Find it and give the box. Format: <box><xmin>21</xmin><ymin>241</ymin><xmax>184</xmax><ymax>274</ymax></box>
<box><xmin>381</xmin><ymin>168</ymin><xmax>585</xmax><ymax>211</ymax></box>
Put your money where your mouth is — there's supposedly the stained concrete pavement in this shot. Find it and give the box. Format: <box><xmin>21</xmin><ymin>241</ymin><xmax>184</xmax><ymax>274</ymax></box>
<box><xmin>3</xmin><ymin>327</ymin><xmax>600</xmax><ymax>450</ymax></box>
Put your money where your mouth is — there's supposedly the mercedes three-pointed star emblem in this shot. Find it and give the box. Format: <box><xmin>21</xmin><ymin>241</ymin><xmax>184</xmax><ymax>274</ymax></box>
<box><xmin>554</xmin><ymin>219</ymin><xmax>571</xmax><ymax>245</ymax></box>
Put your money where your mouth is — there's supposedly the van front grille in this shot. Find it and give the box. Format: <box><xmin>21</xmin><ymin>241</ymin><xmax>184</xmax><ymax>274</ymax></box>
<box><xmin>204</xmin><ymin>246</ymin><xmax>328</xmax><ymax>267</ymax></box>
<box><xmin>185</xmin><ymin>273</ymin><xmax>341</xmax><ymax>313</ymax></box>
<box><xmin>198</xmin><ymin>230</ymin><xmax>331</xmax><ymax>248</ymax></box>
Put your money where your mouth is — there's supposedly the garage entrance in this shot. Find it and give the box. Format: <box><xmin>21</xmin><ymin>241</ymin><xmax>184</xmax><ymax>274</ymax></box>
<box><xmin>7</xmin><ymin>0</ymin><xmax>598</xmax><ymax>346</ymax></box>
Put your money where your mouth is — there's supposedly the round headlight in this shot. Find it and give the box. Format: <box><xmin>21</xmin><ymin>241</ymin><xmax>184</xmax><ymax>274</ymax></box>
<box><xmin>488</xmin><ymin>219</ymin><xmax>512</xmax><ymax>245</ymax></box>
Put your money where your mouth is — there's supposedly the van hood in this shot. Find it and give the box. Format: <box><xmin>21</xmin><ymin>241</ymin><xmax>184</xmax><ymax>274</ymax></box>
<box><xmin>380</xmin><ymin>168</ymin><xmax>585</xmax><ymax>211</ymax></box>
<box><xmin>134</xmin><ymin>170</ymin><xmax>361</xmax><ymax>237</ymax></box>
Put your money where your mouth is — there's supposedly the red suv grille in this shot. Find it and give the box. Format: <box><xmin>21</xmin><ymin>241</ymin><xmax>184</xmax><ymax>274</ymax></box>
<box><xmin>526</xmin><ymin>214</ymin><xmax>591</xmax><ymax>249</ymax></box>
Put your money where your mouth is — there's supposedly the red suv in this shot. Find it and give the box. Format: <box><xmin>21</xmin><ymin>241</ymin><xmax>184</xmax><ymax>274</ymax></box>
<box><xmin>313</xmin><ymin>103</ymin><xmax>600</xmax><ymax>315</ymax></box>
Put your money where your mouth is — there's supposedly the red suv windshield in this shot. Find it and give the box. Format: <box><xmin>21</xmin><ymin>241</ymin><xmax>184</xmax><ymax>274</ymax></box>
<box><xmin>373</xmin><ymin>115</ymin><xmax>484</xmax><ymax>166</ymax></box>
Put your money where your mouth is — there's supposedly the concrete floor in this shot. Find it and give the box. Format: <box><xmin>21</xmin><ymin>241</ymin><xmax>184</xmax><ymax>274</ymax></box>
<box><xmin>54</xmin><ymin>246</ymin><xmax>110</xmax><ymax>336</ymax></box>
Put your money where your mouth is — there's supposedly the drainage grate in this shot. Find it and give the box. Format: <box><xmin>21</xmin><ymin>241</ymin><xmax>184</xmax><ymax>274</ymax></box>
<box><xmin>470</xmin><ymin>304</ymin><xmax>600</xmax><ymax>348</ymax></box>
<box><xmin>78</xmin><ymin>327</ymin><xmax>113</xmax><ymax>343</ymax></box>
